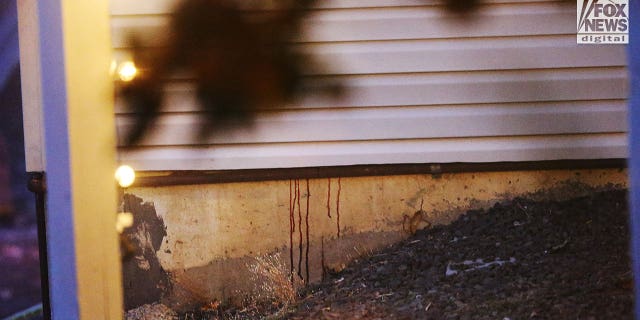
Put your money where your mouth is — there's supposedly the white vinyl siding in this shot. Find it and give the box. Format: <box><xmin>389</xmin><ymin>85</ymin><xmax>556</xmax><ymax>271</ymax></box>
<box><xmin>110</xmin><ymin>0</ymin><xmax>628</xmax><ymax>171</ymax></box>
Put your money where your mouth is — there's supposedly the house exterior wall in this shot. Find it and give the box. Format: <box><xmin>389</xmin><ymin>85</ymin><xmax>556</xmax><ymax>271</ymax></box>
<box><xmin>109</xmin><ymin>0</ymin><xmax>630</xmax><ymax>311</ymax></box>
<box><xmin>109</xmin><ymin>0</ymin><xmax>628</xmax><ymax>170</ymax></box>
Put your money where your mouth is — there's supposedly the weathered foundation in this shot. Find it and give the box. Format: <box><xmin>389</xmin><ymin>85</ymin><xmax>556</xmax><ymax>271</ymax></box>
<box><xmin>120</xmin><ymin>168</ymin><xmax>627</xmax><ymax>311</ymax></box>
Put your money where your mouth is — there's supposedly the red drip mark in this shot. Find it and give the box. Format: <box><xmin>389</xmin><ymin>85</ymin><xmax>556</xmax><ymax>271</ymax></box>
<box><xmin>321</xmin><ymin>236</ymin><xmax>326</xmax><ymax>282</ymax></box>
<box><xmin>326</xmin><ymin>177</ymin><xmax>332</xmax><ymax>218</ymax></box>
<box><xmin>336</xmin><ymin>177</ymin><xmax>341</xmax><ymax>238</ymax></box>
<box><xmin>296</xmin><ymin>179</ymin><xmax>303</xmax><ymax>280</ymax></box>
<box><xmin>289</xmin><ymin>180</ymin><xmax>294</xmax><ymax>280</ymax></box>
<box><xmin>292</xmin><ymin>180</ymin><xmax>297</xmax><ymax>235</ymax></box>
<box><xmin>305</xmin><ymin>178</ymin><xmax>310</xmax><ymax>283</ymax></box>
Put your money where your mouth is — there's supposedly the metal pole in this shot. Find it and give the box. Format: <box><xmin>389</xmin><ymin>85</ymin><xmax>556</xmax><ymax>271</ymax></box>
<box><xmin>27</xmin><ymin>173</ymin><xmax>50</xmax><ymax>320</ymax></box>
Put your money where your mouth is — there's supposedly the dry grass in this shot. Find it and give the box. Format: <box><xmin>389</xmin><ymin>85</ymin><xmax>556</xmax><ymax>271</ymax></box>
<box><xmin>247</xmin><ymin>252</ymin><xmax>303</xmax><ymax>307</ymax></box>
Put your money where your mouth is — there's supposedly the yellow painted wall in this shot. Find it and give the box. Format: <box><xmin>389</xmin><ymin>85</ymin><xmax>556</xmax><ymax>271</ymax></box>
<box><xmin>125</xmin><ymin>168</ymin><xmax>627</xmax><ymax>309</ymax></box>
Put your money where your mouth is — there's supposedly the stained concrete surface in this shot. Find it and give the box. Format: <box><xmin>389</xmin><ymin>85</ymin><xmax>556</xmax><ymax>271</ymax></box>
<box><xmin>121</xmin><ymin>194</ymin><xmax>171</xmax><ymax>310</ymax></box>
<box><xmin>122</xmin><ymin>168</ymin><xmax>627</xmax><ymax>310</ymax></box>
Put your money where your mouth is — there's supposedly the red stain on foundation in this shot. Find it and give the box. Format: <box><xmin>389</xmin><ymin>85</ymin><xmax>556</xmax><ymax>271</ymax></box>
<box><xmin>326</xmin><ymin>177</ymin><xmax>331</xmax><ymax>218</ymax></box>
<box><xmin>305</xmin><ymin>178</ymin><xmax>310</xmax><ymax>282</ymax></box>
<box><xmin>336</xmin><ymin>177</ymin><xmax>342</xmax><ymax>238</ymax></box>
<box><xmin>288</xmin><ymin>178</ymin><xmax>314</xmax><ymax>283</ymax></box>
<box><xmin>289</xmin><ymin>179</ymin><xmax>294</xmax><ymax>279</ymax></box>
<box><xmin>291</xmin><ymin>180</ymin><xmax>297</xmax><ymax>235</ymax></box>
<box><xmin>321</xmin><ymin>236</ymin><xmax>326</xmax><ymax>282</ymax></box>
<box><xmin>296</xmin><ymin>179</ymin><xmax>303</xmax><ymax>280</ymax></box>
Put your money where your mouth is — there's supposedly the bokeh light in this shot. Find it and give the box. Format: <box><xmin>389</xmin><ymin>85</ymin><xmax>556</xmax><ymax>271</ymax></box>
<box><xmin>115</xmin><ymin>165</ymin><xmax>136</xmax><ymax>188</ymax></box>
<box><xmin>117</xmin><ymin>61</ymin><xmax>138</xmax><ymax>82</ymax></box>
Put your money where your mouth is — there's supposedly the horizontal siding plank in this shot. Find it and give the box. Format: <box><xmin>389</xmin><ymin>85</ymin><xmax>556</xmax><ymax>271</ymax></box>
<box><xmin>114</xmin><ymin>68</ymin><xmax>627</xmax><ymax>113</ymax></box>
<box><xmin>112</xmin><ymin>38</ymin><xmax>626</xmax><ymax>75</ymax></box>
<box><xmin>117</xmin><ymin>133</ymin><xmax>628</xmax><ymax>170</ymax></box>
<box><xmin>110</xmin><ymin>0</ymin><xmax>564</xmax><ymax>16</ymax></box>
<box><xmin>110</xmin><ymin>4</ymin><xmax>574</xmax><ymax>48</ymax></box>
<box><xmin>310</xmin><ymin>46</ymin><xmax>626</xmax><ymax>75</ymax></box>
<box><xmin>108</xmin><ymin>0</ymin><xmax>431</xmax><ymax>16</ymax></box>
<box><xmin>110</xmin><ymin>0</ymin><xmax>176</xmax><ymax>16</ymax></box>
<box><xmin>115</xmin><ymin>101</ymin><xmax>627</xmax><ymax>146</ymax></box>
<box><xmin>300</xmin><ymin>77</ymin><xmax>627</xmax><ymax>108</ymax></box>
<box><xmin>311</xmin><ymin>0</ymin><xmax>566</xmax><ymax>9</ymax></box>
<box><xmin>301</xmin><ymin>14</ymin><xmax>573</xmax><ymax>43</ymax></box>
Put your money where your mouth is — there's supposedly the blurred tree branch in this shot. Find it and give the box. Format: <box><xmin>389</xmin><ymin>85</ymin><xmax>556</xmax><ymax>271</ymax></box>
<box><xmin>117</xmin><ymin>0</ymin><xmax>550</xmax><ymax>145</ymax></box>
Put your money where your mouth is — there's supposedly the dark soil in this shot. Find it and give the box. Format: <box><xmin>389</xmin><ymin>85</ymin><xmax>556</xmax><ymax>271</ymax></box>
<box><xmin>186</xmin><ymin>189</ymin><xmax>633</xmax><ymax>319</ymax></box>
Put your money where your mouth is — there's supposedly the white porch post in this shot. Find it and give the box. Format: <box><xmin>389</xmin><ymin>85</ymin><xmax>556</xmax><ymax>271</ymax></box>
<box><xmin>18</xmin><ymin>0</ymin><xmax>123</xmax><ymax>318</ymax></box>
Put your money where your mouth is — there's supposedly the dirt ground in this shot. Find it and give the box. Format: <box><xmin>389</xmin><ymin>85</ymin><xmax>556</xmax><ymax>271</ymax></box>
<box><xmin>3</xmin><ymin>188</ymin><xmax>631</xmax><ymax>319</ymax></box>
<box><xmin>180</xmin><ymin>188</ymin><xmax>633</xmax><ymax>319</ymax></box>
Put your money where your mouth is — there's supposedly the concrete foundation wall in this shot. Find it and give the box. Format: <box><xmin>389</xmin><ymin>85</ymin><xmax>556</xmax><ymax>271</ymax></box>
<box><xmin>121</xmin><ymin>168</ymin><xmax>627</xmax><ymax>310</ymax></box>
